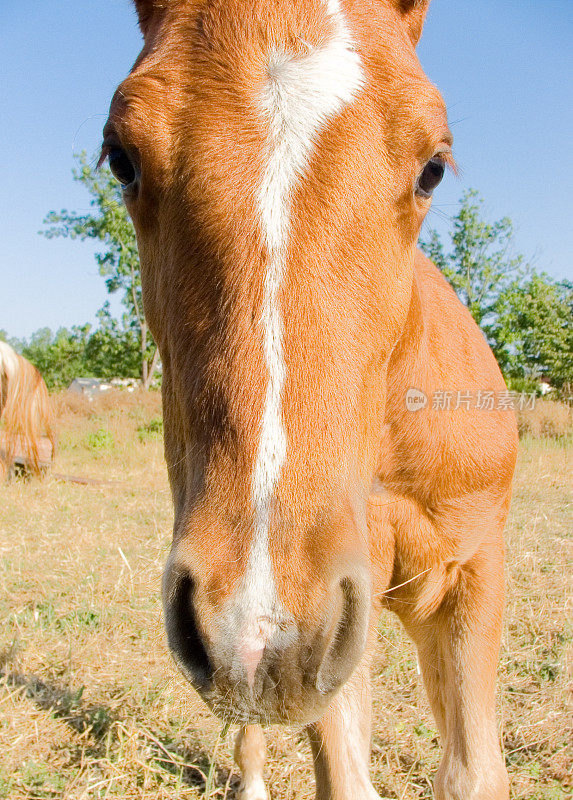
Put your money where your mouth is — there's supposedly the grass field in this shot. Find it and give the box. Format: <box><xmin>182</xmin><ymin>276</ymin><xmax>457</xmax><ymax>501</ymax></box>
<box><xmin>1</xmin><ymin>392</ymin><xmax>571</xmax><ymax>799</ymax></box>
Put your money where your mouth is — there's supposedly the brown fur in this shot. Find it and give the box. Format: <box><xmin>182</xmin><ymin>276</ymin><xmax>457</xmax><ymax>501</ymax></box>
<box><xmin>104</xmin><ymin>1</ymin><xmax>518</xmax><ymax>797</ymax></box>
<box><xmin>0</xmin><ymin>343</ymin><xmax>56</xmax><ymax>477</ymax></box>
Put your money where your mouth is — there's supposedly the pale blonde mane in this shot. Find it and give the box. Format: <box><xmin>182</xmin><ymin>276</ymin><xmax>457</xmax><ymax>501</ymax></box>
<box><xmin>0</xmin><ymin>341</ymin><xmax>56</xmax><ymax>478</ymax></box>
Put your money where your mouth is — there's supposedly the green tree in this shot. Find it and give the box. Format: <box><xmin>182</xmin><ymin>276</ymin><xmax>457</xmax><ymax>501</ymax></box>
<box><xmin>493</xmin><ymin>275</ymin><xmax>573</xmax><ymax>390</ymax></box>
<box><xmin>42</xmin><ymin>152</ymin><xmax>159</xmax><ymax>388</ymax></box>
<box><xmin>84</xmin><ymin>304</ymin><xmax>142</xmax><ymax>380</ymax></box>
<box><xmin>21</xmin><ymin>326</ymin><xmax>93</xmax><ymax>388</ymax></box>
<box><xmin>0</xmin><ymin>330</ymin><xmax>22</xmax><ymax>351</ymax></box>
<box><xmin>421</xmin><ymin>190</ymin><xmax>572</xmax><ymax>392</ymax></box>
<box><xmin>421</xmin><ymin>189</ymin><xmax>527</xmax><ymax>335</ymax></box>
<box><xmin>12</xmin><ymin>320</ymin><xmax>145</xmax><ymax>390</ymax></box>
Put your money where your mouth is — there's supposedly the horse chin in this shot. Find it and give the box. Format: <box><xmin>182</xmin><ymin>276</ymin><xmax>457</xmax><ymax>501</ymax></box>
<box><xmin>196</xmin><ymin>683</ymin><xmax>333</xmax><ymax>728</ymax></box>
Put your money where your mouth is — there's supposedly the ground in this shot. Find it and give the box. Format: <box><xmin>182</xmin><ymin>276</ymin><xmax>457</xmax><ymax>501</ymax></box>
<box><xmin>0</xmin><ymin>392</ymin><xmax>571</xmax><ymax>799</ymax></box>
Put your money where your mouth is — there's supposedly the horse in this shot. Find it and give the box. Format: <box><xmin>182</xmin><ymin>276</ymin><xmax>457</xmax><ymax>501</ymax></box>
<box><xmin>0</xmin><ymin>341</ymin><xmax>56</xmax><ymax>478</ymax></box>
<box><xmin>102</xmin><ymin>1</ymin><xmax>518</xmax><ymax>797</ymax></box>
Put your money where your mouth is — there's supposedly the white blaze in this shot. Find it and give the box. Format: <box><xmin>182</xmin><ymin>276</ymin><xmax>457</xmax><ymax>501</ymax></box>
<box><xmin>242</xmin><ymin>1</ymin><xmax>364</xmax><ymax>627</ymax></box>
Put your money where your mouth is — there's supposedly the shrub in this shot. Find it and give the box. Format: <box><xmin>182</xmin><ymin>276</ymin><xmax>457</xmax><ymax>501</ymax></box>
<box><xmin>85</xmin><ymin>429</ymin><xmax>115</xmax><ymax>452</ymax></box>
<box><xmin>137</xmin><ymin>416</ymin><xmax>163</xmax><ymax>442</ymax></box>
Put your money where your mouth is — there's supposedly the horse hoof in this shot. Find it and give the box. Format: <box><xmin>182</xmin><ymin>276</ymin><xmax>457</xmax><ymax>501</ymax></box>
<box><xmin>237</xmin><ymin>777</ymin><xmax>269</xmax><ymax>800</ymax></box>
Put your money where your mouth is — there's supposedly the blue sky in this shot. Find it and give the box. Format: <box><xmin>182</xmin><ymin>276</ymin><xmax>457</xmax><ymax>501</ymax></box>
<box><xmin>1</xmin><ymin>0</ymin><xmax>571</xmax><ymax>339</ymax></box>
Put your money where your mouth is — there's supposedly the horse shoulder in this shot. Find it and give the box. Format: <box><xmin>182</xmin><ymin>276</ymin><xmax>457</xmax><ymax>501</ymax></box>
<box><xmin>380</xmin><ymin>249</ymin><xmax>518</xmax><ymax>505</ymax></box>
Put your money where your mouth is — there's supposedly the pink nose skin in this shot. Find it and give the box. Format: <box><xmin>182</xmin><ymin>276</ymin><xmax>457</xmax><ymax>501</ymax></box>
<box><xmin>241</xmin><ymin>644</ymin><xmax>265</xmax><ymax>688</ymax></box>
<box><xmin>239</xmin><ymin>619</ymin><xmax>276</xmax><ymax>687</ymax></box>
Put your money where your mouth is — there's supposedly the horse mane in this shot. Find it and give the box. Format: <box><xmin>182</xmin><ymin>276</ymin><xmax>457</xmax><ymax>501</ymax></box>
<box><xmin>0</xmin><ymin>342</ymin><xmax>56</xmax><ymax>477</ymax></box>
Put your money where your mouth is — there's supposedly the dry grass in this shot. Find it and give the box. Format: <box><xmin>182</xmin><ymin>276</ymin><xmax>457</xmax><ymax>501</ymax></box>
<box><xmin>0</xmin><ymin>394</ymin><xmax>571</xmax><ymax>799</ymax></box>
<box><xmin>516</xmin><ymin>400</ymin><xmax>572</xmax><ymax>440</ymax></box>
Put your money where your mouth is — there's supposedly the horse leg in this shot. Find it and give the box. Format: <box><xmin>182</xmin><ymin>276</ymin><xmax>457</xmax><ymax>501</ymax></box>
<box><xmin>399</xmin><ymin>535</ymin><xmax>509</xmax><ymax>800</ymax></box>
<box><xmin>306</xmin><ymin>654</ymin><xmax>381</xmax><ymax>800</ymax></box>
<box><xmin>234</xmin><ymin>724</ymin><xmax>269</xmax><ymax>800</ymax></box>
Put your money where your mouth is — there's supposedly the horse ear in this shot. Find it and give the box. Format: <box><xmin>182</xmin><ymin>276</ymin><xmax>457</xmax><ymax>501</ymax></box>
<box><xmin>132</xmin><ymin>0</ymin><xmax>162</xmax><ymax>36</ymax></box>
<box><xmin>394</xmin><ymin>0</ymin><xmax>430</xmax><ymax>46</ymax></box>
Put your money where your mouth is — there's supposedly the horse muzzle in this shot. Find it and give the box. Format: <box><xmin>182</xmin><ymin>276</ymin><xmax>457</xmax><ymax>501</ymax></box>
<box><xmin>162</xmin><ymin>559</ymin><xmax>371</xmax><ymax>725</ymax></box>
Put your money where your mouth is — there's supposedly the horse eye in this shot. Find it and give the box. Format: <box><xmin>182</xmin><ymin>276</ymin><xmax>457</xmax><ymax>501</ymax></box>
<box><xmin>108</xmin><ymin>147</ymin><xmax>136</xmax><ymax>187</ymax></box>
<box><xmin>415</xmin><ymin>156</ymin><xmax>446</xmax><ymax>199</ymax></box>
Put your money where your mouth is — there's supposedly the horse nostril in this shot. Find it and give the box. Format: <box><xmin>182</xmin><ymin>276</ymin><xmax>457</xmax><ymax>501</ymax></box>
<box><xmin>315</xmin><ymin>573</ymin><xmax>370</xmax><ymax>695</ymax></box>
<box><xmin>163</xmin><ymin>568</ymin><xmax>213</xmax><ymax>687</ymax></box>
